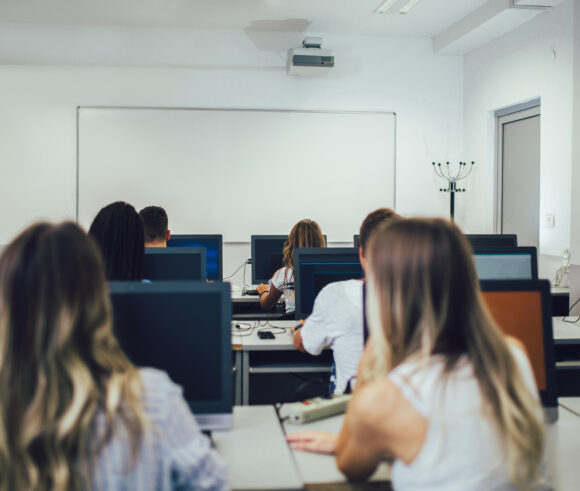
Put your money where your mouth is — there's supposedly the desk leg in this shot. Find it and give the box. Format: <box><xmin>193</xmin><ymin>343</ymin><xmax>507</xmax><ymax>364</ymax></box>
<box><xmin>242</xmin><ymin>351</ymin><xmax>250</xmax><ymax>406</ymax></box>
<box><xmin>234</xmin><ymin>351</ymin><xmax>242</xmax><ymax>406</ymax></box>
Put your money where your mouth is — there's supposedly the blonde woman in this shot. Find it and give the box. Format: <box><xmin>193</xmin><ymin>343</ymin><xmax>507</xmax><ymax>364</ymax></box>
<box><xmin>288</xmin><ymin>219</ymin><xmax>545</xmax><ymax>490</ymax></box>
<box><xmin>0</xmin><ymin>222</ymin><xmax>228</xmax><ymax>490</ymax></box>
<box><xmin>257</xmin><ymin>219</ymin><xmax>326</xmax><ymax>316</ymax></box>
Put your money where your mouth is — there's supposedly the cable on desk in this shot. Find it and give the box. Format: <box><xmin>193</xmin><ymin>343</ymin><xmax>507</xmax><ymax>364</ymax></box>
<box><xmin>223</xmin><ymin>258</ymin><xmax>251</xmax><ymax>281</ymax></box>
<box><xmin>562</xmin><ymin>297</ymin><xmax>580</xmax><ymax>323</ymax></box>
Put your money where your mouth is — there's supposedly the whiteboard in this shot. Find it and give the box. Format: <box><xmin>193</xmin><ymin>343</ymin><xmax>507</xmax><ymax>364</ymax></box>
<box><xmin>77</xmin><ymin>107</ymin><xmax>396</xmax><ymax>241</ymax></box>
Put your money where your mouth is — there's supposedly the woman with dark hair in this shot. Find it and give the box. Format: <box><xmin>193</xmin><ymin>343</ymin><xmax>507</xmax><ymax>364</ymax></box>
<box><xmin>256</xmin><ymin>219</ymin><xmax>326</xmax><ymax>315</ymax></box>
<box><xmin>0</xmin><ymin>222</ymin><xmax>227</xmax><ymax>490</ymax></box>
<box><xmin>89</xmin><ymin>201</ymin><xmax>145</xmax><ymax>280</ymax></box>
<box><xmin>288</xmin><ymin>218</ymin><xmax>545</xmax><ymax>490</ymax></box>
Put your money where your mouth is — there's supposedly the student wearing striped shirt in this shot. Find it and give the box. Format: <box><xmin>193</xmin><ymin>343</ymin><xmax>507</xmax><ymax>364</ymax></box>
<box><xmin>0</xmin><ymin>222</ymin><xmax>228</xmax><ymax>490</ymax></box>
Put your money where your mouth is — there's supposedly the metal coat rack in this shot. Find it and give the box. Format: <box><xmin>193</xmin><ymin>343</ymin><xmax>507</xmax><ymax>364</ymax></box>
<box><xmin>432</xmin><ymin>161</ymin><xmax>474</xmax><ymax>221</ymax></box>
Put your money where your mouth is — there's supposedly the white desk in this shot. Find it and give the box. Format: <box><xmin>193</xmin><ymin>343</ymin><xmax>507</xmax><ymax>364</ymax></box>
<box><xmin>283</xmin><ymin>413</ymin><xmax>390</xmax><ymax>486</ymax></box>
<box><xmin>213</xmin><ymin>405</ymin><xmax>303</xmax><ymax>490</ymax></box>
<box><xmin>552</xmin><ymin>316</ymin><xmax>580</xmax><ymax>343</ymax></box>
<box><xmin>549</xmin><ymin>404</ymin><xmax>580</xmax><ymax>490</ymax></box>
<box><xmin>235</xmin><ymin>321</ymin><xmax>332</xmax><ymax>405</ymax></box>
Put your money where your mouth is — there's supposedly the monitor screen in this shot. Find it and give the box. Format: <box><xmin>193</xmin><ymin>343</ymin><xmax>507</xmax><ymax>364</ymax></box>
<box><xmin>473</xmin><ymin>247</ymin><xmax>537</xmax><ymax>280</ymax></box>
<box><xmin>294</xmin><ymin>248</ymin><xmax>362</xmax><ymax>319</ymax></box>
<box><xmin>167</xmin><ymin>234</ymin><xmax>223</xmax><ymax>281</ymax></box>
<box><xmin>144</xmin><ymin>248</ymin><xmax>206</xmax><ymax>281</ymax></box>
<box><xmin>480</xmin><ymin>279</ymin><xmax>557</xmax><ymax>421</ymax></box>
<box><xmin>109</xmin><ymin>281</ymin><xmax>233</xmax><ymax>430</ymax></box>
<box><xmin>251</xmin><ymin>235</ymin><xmax>327</xmax><ymax>285</ymax></box>
<box><xmin>466</xmin><ymin>234</ymin><xmax>518</xmax><ymax>249</ymax></box>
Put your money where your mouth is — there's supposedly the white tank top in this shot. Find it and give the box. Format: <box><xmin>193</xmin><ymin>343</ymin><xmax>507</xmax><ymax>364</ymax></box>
<box><xmin>389</xmin><ymin>345</ymin><xmax>541</xmax><ymax>491</ymax></box>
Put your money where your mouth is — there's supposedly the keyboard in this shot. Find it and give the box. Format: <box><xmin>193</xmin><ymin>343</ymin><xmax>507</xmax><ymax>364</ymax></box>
<box><xmin>242</xmin><ymin>288</ymin><xmax>260</xmax><ymax>296</ymax></box>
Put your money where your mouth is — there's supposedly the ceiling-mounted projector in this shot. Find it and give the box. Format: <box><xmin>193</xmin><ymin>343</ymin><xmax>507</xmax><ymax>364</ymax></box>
<box><xmin>288</xmin><ymin>37</ymin><xmax>334</xmax><ymax>75</ymax></box>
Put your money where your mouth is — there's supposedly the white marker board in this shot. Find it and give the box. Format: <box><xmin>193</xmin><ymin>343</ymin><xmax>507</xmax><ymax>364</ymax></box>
<box><xmin>77</xmin><ymin>107</ymin><xmax>396</xmax><ymax>241</ymax></box>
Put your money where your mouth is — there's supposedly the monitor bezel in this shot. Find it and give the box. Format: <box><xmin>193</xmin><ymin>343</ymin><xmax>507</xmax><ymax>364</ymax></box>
<box><xmin>466</xmin><ymin>233</ymin><xmax>518</xmax><ymax>249</ymax></box>
<box><xmin>167</xmin><ymin>234</ymin><xmax>223</xmax><ymax>281</ymax></box>
<box><xmin>353</xmin><ymin>234</ymin><xmax>360</xmax><ymax>249</ymax></box>
<box><xmin>250</xmin><ymin>235</ymin><xmax>288</xmax><ymax>285</ymax></box>
<box><xmin>108</xmin><ymin>280</ymin><xmax>233</xmax><ymax>431</ymax></box>
<box><xmin>473</xmin><ymin>246</ymin><xmax>538</xmax><ymax>280</ymax></box>
<box><xmin>479</xmin><ymin>279</ymin><xmax>557</xmax><ymax>422</ymax></box>
<box><xmin>144</xmin><ymin>247</ymin><xmax>207</xmax><ymax>281</ymax></box>
<box><xmin>294</xmin><ymin>247</ymin><xmax>361</xmax><ymax>319</ymax></box>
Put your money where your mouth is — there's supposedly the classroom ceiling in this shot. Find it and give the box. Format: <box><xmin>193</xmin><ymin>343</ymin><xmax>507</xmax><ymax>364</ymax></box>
<box><xmin>0</xmin><ymin>0</ymin><xmax>563</xmax><ymax>54</ymax></box>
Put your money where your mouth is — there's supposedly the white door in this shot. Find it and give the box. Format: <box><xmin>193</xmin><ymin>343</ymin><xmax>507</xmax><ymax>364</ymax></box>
<box><xmin>496</xmin><ymin>106</ymin><xmax>541</xmax><ymax>248</ymax></box>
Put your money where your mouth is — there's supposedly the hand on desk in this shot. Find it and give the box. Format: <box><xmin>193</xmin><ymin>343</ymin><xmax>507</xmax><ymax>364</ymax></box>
<box><xmin>286</xmin><ymin>431</ymin><xmax>338</xmax><ymax>455</ymax></box>
<box><xmin>256</xmin><ymin>284</ymin><xmax>269</xmax><ymax>295</ymax></box>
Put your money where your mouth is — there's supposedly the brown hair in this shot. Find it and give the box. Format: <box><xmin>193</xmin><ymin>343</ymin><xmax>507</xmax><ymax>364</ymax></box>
<box><xmin>0</xmin><ymin>222</ymin><xmax>147</xmax><ymax>490</ymax></box>
<box><xmin>282</xmin><ymin>219</ymin><xmax>326</xmax><ymax>270</ymax></box>
<box><xmin>364</xmin><ymin>218</ymin><xmax>544</xmax><ymax>488</ymax></box>
<box><xmin>358</xmin><ymin>208</ymin><xmax>401</xmax><ymax>255</ymax></box>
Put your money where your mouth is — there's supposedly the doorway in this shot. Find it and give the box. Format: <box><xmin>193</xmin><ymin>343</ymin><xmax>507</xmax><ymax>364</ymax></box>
<box><xmin>495</xmin><ymin>103</ymin><xmax>541</xmax><ymax>249</ymax></box>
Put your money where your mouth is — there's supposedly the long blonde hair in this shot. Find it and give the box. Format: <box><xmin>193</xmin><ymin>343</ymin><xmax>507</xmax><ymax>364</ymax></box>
<box><xmin>363</xmin><ymin>218</ymin><xmax>544</xmax><ymax>488</ymax></box>
<box><xmin>0</xmin><ymin>222</ymin><xmax>147</xmax><ymax>490</ymax></box>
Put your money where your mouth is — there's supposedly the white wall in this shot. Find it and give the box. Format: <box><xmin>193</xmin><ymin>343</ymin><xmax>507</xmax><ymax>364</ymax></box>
<box><xmin>0</xmin><ymin>25</ymin><xmax>464</xmax><ymax>282</ymax></box>
<box><xmin>463</xmin><ymin>0</ymin><xmax>574</xmax><ymax>260</ymax></box>
<box><xmin>570</xmin><ymin>0</ymin><xmax>580</xmax><ymax>263</ymax></box>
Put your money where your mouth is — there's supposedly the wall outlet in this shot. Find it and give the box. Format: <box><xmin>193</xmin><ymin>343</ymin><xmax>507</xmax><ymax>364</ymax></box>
<box><xmin>545</xmin><ymin>214</ymin><xmax>555</xmax><ymax>228</ymax></box>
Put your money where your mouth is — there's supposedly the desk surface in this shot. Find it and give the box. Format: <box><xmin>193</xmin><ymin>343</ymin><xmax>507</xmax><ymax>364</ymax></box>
<box><xmin>232</xmin><ymin>320</ymin><xmax>297</xmax><ymax>350</ymax></box>
<box><xmin>552</xmin><ymin>316</ymin><xmax>580</xmax><ymax>343</ymax></box>
<box><xmin>283</xmin><ymin>413</ymin><xmax>391</xmax><ymax>485</ymax></box>
<box><xmin>213</xmin><ymin>405</ymin><xmax>302</xmax><ymax>490</ymax></box>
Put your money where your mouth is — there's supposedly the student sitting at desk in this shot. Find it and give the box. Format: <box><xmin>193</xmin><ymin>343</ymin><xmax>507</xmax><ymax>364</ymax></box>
<box><xmin>0</xmin><ymin>222</ymin><xmax>227</xmax><ymax>490</ymax></box>
<box><xmin>89</xmin><ymin>201</ymin><xmax>145</xmax><ymax>280</ymax></box>
<box><xmin>288</xmin><ymin>219</ymin><xmax>545</xmax><ymax>490</ymax></box>
<box><xmin>139</xmin><ymin>205</ymin><xmax>171</xmax><ymax>248</ymax></box>
<box><xmin>292</xmin><ymin>208</ymin><xmax>401</xmax><ymax>394</ymax></box>
<box><xmin>256</xmin><ymin>219</ymin><xmax>325</xmax><ymax>317</ymax></box>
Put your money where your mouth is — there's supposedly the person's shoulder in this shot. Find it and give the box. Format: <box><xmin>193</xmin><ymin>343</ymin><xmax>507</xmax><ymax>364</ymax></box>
<box><xmin>139</xmin><ymin>368</ymin><xmax>183</xmax><ymax>420</ymax></box>
<box><xmin>349</xmin><ymin>378</ymin><xmax>399</xmax><ymax>438</ymax></box>
<box><xmin>319</xmin><ymin>278</ymin><xmax>360</xmax><ymax>296</ymax></box>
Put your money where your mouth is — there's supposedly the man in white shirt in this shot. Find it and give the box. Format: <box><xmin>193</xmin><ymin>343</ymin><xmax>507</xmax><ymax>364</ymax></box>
<box><xmin>292</xmin><ymin>208</ymin><xmax>401</xmax><ymax>394</ymax></box>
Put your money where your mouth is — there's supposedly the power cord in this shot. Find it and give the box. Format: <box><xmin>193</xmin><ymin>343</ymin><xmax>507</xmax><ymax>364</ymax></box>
<box><xmin>223</xmin><ymin>258</ymin><xmax>251</xmax><ymax>281</ymax></box>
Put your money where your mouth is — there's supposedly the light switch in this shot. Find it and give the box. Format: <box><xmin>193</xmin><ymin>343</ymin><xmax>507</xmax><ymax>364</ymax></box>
<box><xmin>545</xmin><ymin>214</ymin><xmax>555</xmax><ymax>228</ymax></box>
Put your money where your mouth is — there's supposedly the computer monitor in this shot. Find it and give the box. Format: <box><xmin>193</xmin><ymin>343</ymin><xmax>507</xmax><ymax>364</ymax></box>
<box><xmin>167</xmin><ymin>234</ymin><xmax>223</xmax><ymax>280</ymax></box>
<box><xmin>294</xmin><ymin>248</ymin><xmax>363</xmax><ymax>319</ymax></box>
<box><xmin>480</xmin><ymin>279</ymin><xmax>557</xmax><ymax>422</ymax></box>
<box><xmin>473</xmin><ymin>246</ymin><xmax>537</xmax><ymax>280</ymax></box>
<box><xmin>109</xmin><ymin>281</ymin><xmax>233</xmax><ymax>430</ymax></box>
<box><xmin>466</xmin><ymin>234</ymin><xmax>518</xmax><ymax>249</ymax></box>
<box><xmin>353</xmin><ymin>234</ymin><xmax>359</xmax><ymax>249</ymax></box>
<box><xmin>251</xmin><ymin>234</ymin><xmax>327</xmax><ymax>285</ymax></box>
<box><xmin>144</xmin><ymin>248</ymin><xmax>206</xmax><ymax>281</ymax></box>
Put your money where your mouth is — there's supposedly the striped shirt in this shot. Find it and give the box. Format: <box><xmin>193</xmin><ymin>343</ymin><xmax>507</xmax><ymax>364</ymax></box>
<box><xmin>90</xmin><ymin>368</ymin><xmax>228</xmax><ymax>490</ymax></box>
<box><xmin>269</xmin><ymin>266</ymin><xmax>294</xmax><ymax>313</ymax></box>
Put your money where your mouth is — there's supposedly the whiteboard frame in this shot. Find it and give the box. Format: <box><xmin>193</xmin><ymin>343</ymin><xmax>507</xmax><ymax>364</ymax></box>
<box><xmin>76</xmin><ymin>105</ymin><xmax>397</xmax><ymax>232</ymax></box>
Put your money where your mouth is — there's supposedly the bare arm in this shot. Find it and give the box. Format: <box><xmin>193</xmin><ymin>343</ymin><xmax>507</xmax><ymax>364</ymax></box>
<box><xmin>256</xmin><ymin>283</ymin><xmax>283</xmax><ymax>311</ymax></box>
<box><xmin>292</xmin><ymin>320</ymin><xmax>306</xmax><ymax>351</ymax></box>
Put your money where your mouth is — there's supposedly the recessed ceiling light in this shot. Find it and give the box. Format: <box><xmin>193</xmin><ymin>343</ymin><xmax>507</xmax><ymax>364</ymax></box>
<box><xmin>399</xmin><ymin>0</ymin><xmax>424</xmax><ymax>14</ymax></box>
<box><xmin>374</xmin><ymin>0</ymin><xmax>424</xmax><ymax>15</ymax></box>
<box><xmin>374</xmin><ymin>0</ymin><xmax>398</xmax><ymax>14</ymax></box>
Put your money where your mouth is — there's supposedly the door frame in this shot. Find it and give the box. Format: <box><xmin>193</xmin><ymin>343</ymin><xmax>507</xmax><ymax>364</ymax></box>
<box><xmin>494</xmin><ymin>100</ymin><xmax>541</xmax><ymax>234</ymax></box>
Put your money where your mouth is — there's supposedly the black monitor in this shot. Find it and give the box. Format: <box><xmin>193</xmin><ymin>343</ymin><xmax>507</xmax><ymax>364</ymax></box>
<box><xmin>480</xmin><ymin>279</ymin><xmax>557</xmax><ymax>421</ymax></box>
<box><xmin>466</xmin><ymin>234</ymin><xmax>518</xmax><ymax>249</ymax></box>
<box><xmin>144</xmin><ymin>248</ymin><xmax>206</xmax><ymax>281</ymax></box>
<box><xmin>294</xmin><ymin>248</ymin><xmax>363</xmax><ymax>319</ymax></box>
<box><xmin>109</xmin><ymin>281</ymin><xmax>233</xmax><ymax>430</ymax></box>
<box><xmin>473</xmin><ymin>246</ymin><xmax>537</xmax><ymax>280</ymax></box>
<box><xmin>251</xmin><ymin>234</ymin><xmax>327</xmax><ymax>285</ymax></box>
<box><xmin>167</xmin><ymin>234</ymin><xmax>223</xmax><ymax>281</ymax></box>
<box><xmin>353</xmin><ymin>234</ymin><xmax>359</xmax><ymax>249</ymax></box>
